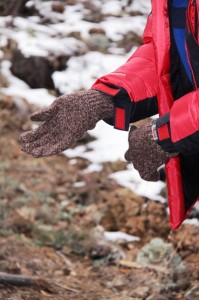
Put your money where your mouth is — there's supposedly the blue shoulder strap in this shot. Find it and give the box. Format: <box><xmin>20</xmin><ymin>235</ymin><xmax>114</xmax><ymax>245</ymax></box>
<box><xmin>171</xmin><ymin>0</ymin><xmax>192</xmax><ymax>82</ymax></box>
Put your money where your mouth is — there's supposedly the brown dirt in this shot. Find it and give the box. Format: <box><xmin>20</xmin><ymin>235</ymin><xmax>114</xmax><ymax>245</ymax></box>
<box><xmin>0</xmin><ymin>95</ymin><xmax>198</xmax><ymax>300</ymax></box>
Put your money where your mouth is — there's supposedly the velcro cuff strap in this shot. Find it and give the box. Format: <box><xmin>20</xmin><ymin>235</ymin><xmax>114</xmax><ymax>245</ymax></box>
<box><xmin>92</xmin><ymin>83</ymin><xmax>120</xmax><ymax>96</ymax></box>
<box><xmin>115</xmin><ymin>107</ymin><xmax>125</xmax><ymax>130</ymax></box>
<box><xmin>92</xmin><ymin>84</ymin><xmax>133</xmax><ymax>131</ymax></box>
<box><xmin>157</xmin><ymin>123</ymin><xmax>170</xmax><ymax>141</ymax></box>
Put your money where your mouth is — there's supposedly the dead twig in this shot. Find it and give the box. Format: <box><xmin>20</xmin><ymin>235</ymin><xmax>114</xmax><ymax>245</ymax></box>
<box><xmin>0</xmin><ymin>272</ymin><xmax>47</xmax><ymax>288</ymax></box>
<box><xmin>53</xmin><ymin>282</ymin><xmax>79</xmax><ymax>293</ymax></box>
<box><xmin>119</xmin><ymin>260</ymin><xmax>169</xmax><ymax>274</ymax></box>
<box><xmin>56</xmin><ymin>251</ymin><xmax>75</xmax><ymax>270</ymax></box>
<box><xmin>0</xmin><ymin>272</ymin><xmax>80</xmax><ymax>293</ymax></box>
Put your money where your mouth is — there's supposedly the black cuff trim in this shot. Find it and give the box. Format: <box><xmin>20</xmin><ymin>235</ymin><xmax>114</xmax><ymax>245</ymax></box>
<box><xmin>113</xmin><ymin>88</ymin><xmax>134</xmax><ymax>131</ymax></box>
<box><xmin>100</xmin><ymin>84</ymin><xmax>133</xmax><ymax>131</ymax></box>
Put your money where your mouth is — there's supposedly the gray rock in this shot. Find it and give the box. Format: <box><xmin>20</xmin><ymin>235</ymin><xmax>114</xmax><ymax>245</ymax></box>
<box><xmin>136</xmin><ymin>238</ymin><xmax>190</xmax><ymax>293</ymax></box>
<box><xmin>136</xmin><ymin>238</ymin><xmax>174</xmax><ymax>265</ymax></box>
<box><xmin>87</xmin><ymin>34</ymin><xmax>110</xmax><ymax>52</ymax></box>
<box><xmin>0</xmin><ymin>0</ymin><xmax>29</xmax><ymax>16</ymax></box>
<box><xmin>11</xmin><ymin>50</ymin><xmax>55</xmax><ymax>89</ymax></box>
<box><xmin>83</xmin><ymin>11</ymin><xmax>104</xmax><ymax>23</ymax></box>
<box><xmin>51</xmin><ymin>2</ymin><xmax>65</xmax><ymax>14</ymax></box>
<box><xmin>82</xmin><ymin>1</ymin><xmax>104</xmax><ymax>23</ymax></box>
<box><xmin>169</xmin><ymin>262</ymin><xmax>189</xmax><ymax>291</ymax></box>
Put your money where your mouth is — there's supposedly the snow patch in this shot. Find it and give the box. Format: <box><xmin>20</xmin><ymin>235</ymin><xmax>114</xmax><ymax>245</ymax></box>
<box><xmin>103</xmin><ymin>231</ymin><xmax>140</xmax><ymax>243</ymax></box>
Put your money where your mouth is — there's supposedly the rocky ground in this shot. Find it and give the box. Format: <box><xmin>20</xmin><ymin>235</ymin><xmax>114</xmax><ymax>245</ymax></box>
<box><xmin>0</xmin><ymin>1</ymin><xmax>199</xmax><ymax>300</ymax></box>
<box><xmin>0</xmin><ymin>84</ymin><xmax>199</xmax><ymax>300</ymax></box>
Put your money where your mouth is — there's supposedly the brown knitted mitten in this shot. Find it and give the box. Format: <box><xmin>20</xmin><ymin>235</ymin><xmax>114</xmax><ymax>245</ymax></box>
<box><xmin>20</xmin><ymin>90</ymin><xmax>114</xmax><ymax>157</ymax></box>
<box><xmin>125</xmin><ymin>121</ymin><xmax>178</xmax><ymax>181</ymax></box>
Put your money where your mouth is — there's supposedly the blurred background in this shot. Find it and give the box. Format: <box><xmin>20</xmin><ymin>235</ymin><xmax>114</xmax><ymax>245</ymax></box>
<box><xmin>0</xmin><ymin>1</ymin><xmax>199</xmax><ymax>299</ymax></box>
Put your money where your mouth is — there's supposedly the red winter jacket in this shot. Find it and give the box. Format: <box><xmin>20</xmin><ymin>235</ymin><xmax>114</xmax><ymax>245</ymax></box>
<box><xmin>92</xmin><ymin>0</ymin><xmax>199</xmax><ymax>229</ymax></box>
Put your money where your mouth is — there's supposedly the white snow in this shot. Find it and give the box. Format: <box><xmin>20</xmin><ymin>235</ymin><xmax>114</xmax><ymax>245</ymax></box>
<box><xmin>73</xmin><ymin>181</ymin><xmax>86</xmax><ymax>188</ymax></box>
<box><xmin>0</xmin><ymin>0</ymin><xmax>169</xmax><ymax>210</ymax></box>
<box><xmin>129</xmin><ymin>0</ymin><xmax>151</xmax><ymax>14</ymax></box>
<box><xmin>103</xmin><ymin>231</ymin><xmax>140</xmax><ymax>243</ymax></box>
<box><xmin>102</xmin><ymin>1</ymin><xmax>125</xmax><ymax>15</ymax></box>
<box><xmin>101</xmin><ymin>16</ymin><xmax>147</xmax><ymax>41</ymax></box>
<box><xmin>53</xmin><ymin>51</ymin><xmax>129</xmax><ymax>93</ymax></box>
<box><xmin>183</xmin><ymin>219</ymin><xmax>199</xmax><ymax>227</ymax></box>
<box><xmin>110</xmin><ymin>165</ymin><xmax>166</xmax><ymax>202</ymax></box>
<box><xmin>65</xmin><ymin>120</ymin><xmax>128</xmax><ymax>164</ymax></box>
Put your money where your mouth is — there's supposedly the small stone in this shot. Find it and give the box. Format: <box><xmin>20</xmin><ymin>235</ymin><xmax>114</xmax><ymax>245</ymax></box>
<box><xmin>67</xmin><ymin>31</ymin><xmax>82</xmax><ymax>40</ymax></box>
<box><xmin>89</xmin><ymin>28</ymin><xmax>106</xmax><ymax>35</ymax></box>
<box><xmin>170</xmin><ymin>264</ymin><xmax>190</xmax><ymax>291</ymax></box>
<box><xmin>136</xmin><ymin>238</ymin><xmax>173</xmax><ymax>265</ymax></box>
<box><xmin>87</xmin><ymin>34</ymin><xmax>110</xmax><ymax>52</ymax></box>
<box><xmin>32</xmin><ymin>224</ymin><xmax>54</xmax><ymax>244</ymax></box>
<box><xmin>130</xmin><ymin>286</ymin><xmax>150</xmax><ymax>299</ymax></box>
<box><xmin>63</xmin><ymin>267</ymin><xmax>71</xmax><ymax>276</ymax></box>
<box><xmin>89</xmin><ymin>244</ymin><xmax>111</xmax><ymax>259</ymax></box>
<box><xmin>51</xmin><ymin>2</ymin><xmax>65</xmax><ymax>14</ymax></box>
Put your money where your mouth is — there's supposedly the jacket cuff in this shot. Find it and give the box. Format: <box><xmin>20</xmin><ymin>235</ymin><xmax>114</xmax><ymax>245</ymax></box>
<box><xmin>156</xmin><ymin>113</ymin><xmax>178</xmax><ymax>153</ymax></box>
<box><xmin>91</xmin><ymin>83</ymin><xmax>133</xmax><ymax>131</ymax></box>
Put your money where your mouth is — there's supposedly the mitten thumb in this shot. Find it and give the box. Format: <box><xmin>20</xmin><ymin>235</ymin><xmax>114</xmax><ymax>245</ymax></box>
<box><xmin>124</xmin><ymin>125</ymin><xmax>137</xmax><ymax>161</ymax></box>
<box><xmin>30</xmin><ymin>103</ymin><xmax>59</xmax><ymax>122</ymax></box>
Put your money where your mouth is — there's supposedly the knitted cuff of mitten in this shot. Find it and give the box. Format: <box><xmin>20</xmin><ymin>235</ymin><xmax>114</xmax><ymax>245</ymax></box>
<box><xmin>83</xmin><ymin>89</ymin><xmax>114</xmax><ymax>120</ymax></box>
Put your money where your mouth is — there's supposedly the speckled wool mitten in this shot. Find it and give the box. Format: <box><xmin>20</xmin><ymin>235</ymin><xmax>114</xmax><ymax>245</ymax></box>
<box><xmin>20</xmin><ymin>90</ymin><xmax>114</xmax><ymax>157</ymax></box>
<box><xmin>124</xmin><ymin>121</ymin><xmax>177</xmax><ymax>181</ymax></box>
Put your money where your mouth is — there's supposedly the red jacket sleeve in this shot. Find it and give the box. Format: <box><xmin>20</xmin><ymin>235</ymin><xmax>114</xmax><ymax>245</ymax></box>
<box><xmin>91</xmin><ymin>14</ymin><xmax>159</xmax><ymax>130</ymax></box>
<box><xmin>93</xmin><ymin>43</ymin><xmax>158</xmax><ymax>102</ymax></box>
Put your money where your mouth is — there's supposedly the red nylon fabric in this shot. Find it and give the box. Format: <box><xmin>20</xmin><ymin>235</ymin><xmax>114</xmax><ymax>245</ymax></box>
<box><xmin>188</xmin><ymin>0</ymin><xmax>199</xmax><ymax>42</ymax></box>
<box><xmin>115</xmin><ymin>107</ymin><xmax>125</xmax><ymax>130</ymax></box>
<box><xmin>92</xmin><ymin>43</ymin><xmax>158</xmax><ymax>102</ymax></box>
<box><xmin>151</xmin><ymin>0</ymin><xmax>185</xmax><ymax>229</ymax></box>
<box><xmin>170</xmin><ymin>91</ymin><xmax>199</xmax><ymax>142</ymax></box>
<box><xmin>157</xmin><ymin>123</ymin><xmax>170</xmax><ymax>141</ymax></box>
<box><xmin>92</xmin><ymin>0</ymin><xmax>199</xmax><ymax>229</ymax></box>
<box><xmin>166</xmin><ymin>157</ymin><xmax>185</xmax><ymax>229</ymax></box>
<box><xmin>93</xmin><ymin>83</ymin><xmax>120</xmax><ymax>96</ymax></box>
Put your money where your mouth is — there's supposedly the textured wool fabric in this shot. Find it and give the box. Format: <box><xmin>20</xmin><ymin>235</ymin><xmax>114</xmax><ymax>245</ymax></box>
<box><xmin>20</xmin><ymin>89</ymin><xmax>114</xmax><ymax>157</ymax></box>
<box><xmin>124</xmin><ymin>121</ymin><xmax>177</xmax><ymax>182</ymax></box>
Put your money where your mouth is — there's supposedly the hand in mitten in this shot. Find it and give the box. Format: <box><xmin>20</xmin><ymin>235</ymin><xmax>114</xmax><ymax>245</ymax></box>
<box><xmin>20</xmin><ymin>90</ymin><xmax>114</xmax><ymax>157</ymax></box>
<box><xmin>124</xmin><ymin>121</ymin><xmax>178</xmax><ymax>181</ymax></box>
